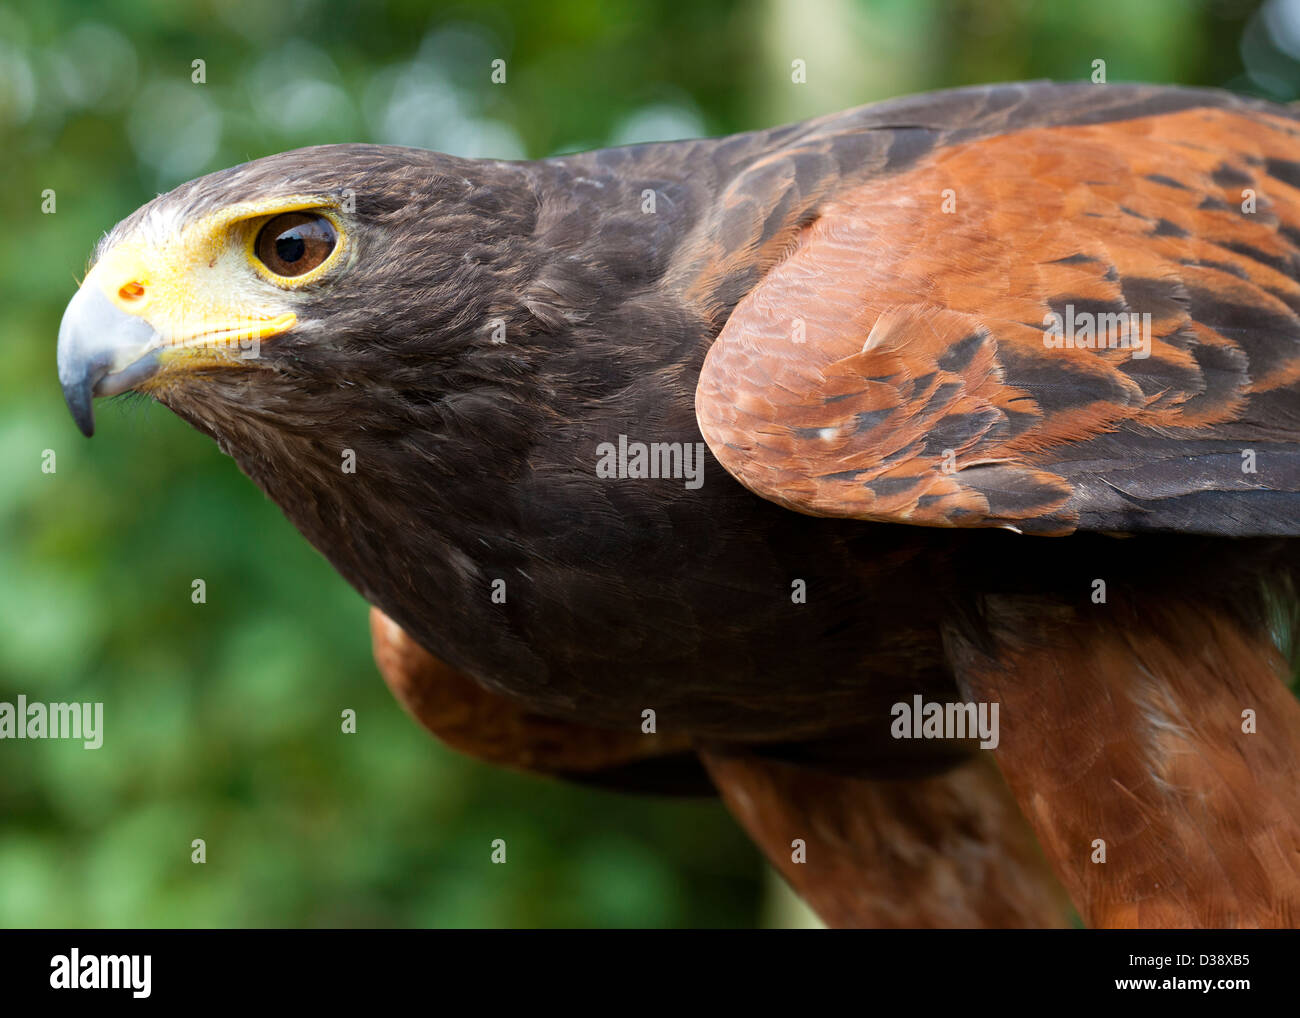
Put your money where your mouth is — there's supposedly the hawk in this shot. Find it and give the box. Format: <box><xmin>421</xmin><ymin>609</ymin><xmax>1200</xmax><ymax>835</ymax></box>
<box><xmin>57</xmin><ymin>82</ymin><xmax>1300</xmax><ymax>927</ymax></box>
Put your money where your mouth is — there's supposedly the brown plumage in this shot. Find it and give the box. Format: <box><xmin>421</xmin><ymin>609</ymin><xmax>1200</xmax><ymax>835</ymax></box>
<box><xmin>57</xmin><ymin>82</ymin><xmax>1300</xmax><ymax>927</ymax></box>
<box><xmin>697</xmin><ymin>107</ymin><xmax>1300</xmax><ymax>534</ymax></box>
<box><xmin>698</xmin><ymin>749</ymin><xmax>1073</xmax><ymax>928</ymax></box>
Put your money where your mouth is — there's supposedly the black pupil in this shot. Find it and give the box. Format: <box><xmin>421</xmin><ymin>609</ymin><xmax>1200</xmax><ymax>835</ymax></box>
<box><xmin>275</xmin><ymin>232</ymin><xmax>306</xmax><ymax>263</ymax></box>
<box><xmin>257</xmin><ymin>212</ymin><xmax>335</xmax><ymax>276</ymax></box>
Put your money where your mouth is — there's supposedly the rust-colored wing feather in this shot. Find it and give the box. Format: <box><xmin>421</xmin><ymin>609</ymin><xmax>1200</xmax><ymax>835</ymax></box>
<box><xmin>947</xmin><ymin>594</ymin><xmax>1300</xmax><ymax>927</ymax></box>
<box><xmin>697</xmin><ymin>107</ymin><xmax>1300</xmax><ymax>535</ymax></box>
<box><xmin>699</xmin><ymin>749</ymin><xmax>1073</xmax><ymax>928</ymax></box>
<box><xmin>370</xmin><ymin>608</ymin><xmax>710</xmax><ymax>793</ymax></box>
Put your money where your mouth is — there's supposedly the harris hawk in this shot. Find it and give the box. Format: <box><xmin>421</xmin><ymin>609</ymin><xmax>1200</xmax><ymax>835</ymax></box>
<box><xmin>56</xmin><ymin>81</ymin><xmax>1300</xmax><ymax>928</ymax></box>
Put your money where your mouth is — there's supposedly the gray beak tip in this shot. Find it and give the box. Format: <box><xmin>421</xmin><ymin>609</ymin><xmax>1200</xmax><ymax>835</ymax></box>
<box><xmin>64</xmin><ymin>381</ymin><xmax>96</xmax><ymax>437</ymax></box>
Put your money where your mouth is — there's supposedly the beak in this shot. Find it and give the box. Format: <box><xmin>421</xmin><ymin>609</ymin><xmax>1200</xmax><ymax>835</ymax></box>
<box><xmin>57</xmin><ymin>282</ymin><xmax>162</xmax><ymax>437</ymax></box>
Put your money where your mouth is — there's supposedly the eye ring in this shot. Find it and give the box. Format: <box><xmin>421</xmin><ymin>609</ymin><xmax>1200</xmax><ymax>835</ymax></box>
<box><xmin>254</xmin><ymin>212</ymin><xmax>338</xmax><ymax>279</ymax></box>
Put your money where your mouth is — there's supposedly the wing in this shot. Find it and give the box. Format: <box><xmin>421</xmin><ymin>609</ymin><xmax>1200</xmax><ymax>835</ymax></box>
<box><xmin>696</xmin><ymin>101</ymin><xmax>1300</xmax><ymax>535</ymax></box>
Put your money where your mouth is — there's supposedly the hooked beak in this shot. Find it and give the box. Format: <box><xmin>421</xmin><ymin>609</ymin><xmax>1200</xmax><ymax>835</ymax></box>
<box><xmin>56</xmin><ymin>243</ymin><xmax>297</xmax><ymax>437</ymax></box>
<box><xmin>57</xmin><ymin>195</ymin><xmax>341</xmax><ymax>437</ymax></box>
<box><xmin>57</xmin><ymin>283</ymin><xmax>163</xmax><ymax>437</ymax></box>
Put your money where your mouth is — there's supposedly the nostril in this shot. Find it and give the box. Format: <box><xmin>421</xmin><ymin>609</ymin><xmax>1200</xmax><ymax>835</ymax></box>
<box><xmin>118</xmin><ymin>281</ymin><xmax>145</xmax><ymax>302</ymax></box>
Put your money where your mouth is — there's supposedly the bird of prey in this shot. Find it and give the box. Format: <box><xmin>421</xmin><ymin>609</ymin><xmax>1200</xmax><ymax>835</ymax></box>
<box><xmin>57</xmin><ymin>81</ymin><xmax>1300</xmax><ymax>928</ymax></box>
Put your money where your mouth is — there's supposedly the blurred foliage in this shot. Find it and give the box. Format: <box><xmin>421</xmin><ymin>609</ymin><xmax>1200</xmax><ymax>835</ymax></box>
<box><xmin>0</xmin><ymin>0</ymin><xmax>1287</xmax><ymax>927</ymax></box>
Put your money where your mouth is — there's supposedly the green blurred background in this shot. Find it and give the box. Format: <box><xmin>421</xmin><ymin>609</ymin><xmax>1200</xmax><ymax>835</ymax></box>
<box><xmin>1</xmin><ymin>0</ymin><xmax>1296</xmax><ymax>928</ymax></box>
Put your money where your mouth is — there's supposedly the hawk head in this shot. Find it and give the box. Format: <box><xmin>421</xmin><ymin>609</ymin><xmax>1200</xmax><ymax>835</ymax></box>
<box><xmin>57</xmin><ymin>144</ymin><xmax>551</xmax><ymax>443</ymax></box>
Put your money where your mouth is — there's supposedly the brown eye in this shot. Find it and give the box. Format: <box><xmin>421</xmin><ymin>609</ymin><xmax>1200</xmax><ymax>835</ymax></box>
<box><xmin>255</xmin><ymin>212</ymin><xmax>337</xmax><ymax>277</ymax></box>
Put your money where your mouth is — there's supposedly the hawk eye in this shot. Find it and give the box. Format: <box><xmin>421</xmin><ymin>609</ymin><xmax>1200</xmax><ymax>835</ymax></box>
<box><xmin>255</xmin><ymin>212</ymin><xmax>337</xmax><ymax>278</ymax></box>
